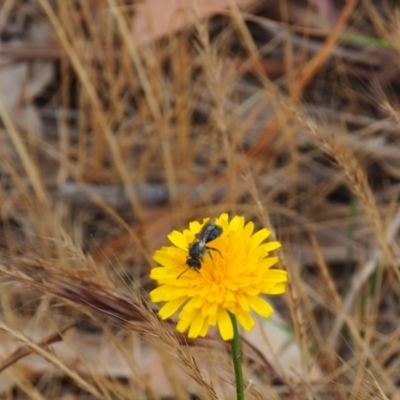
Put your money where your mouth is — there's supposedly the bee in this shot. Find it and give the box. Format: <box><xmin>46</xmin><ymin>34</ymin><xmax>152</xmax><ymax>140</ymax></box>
<box><xmin>177</xmin><ymin>221</ymin><xmax>223</xmax><ymax>279</ymax></box>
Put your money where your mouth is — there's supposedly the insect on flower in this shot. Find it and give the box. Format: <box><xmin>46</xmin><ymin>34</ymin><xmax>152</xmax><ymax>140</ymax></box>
<box><xmin>177</xmin><ymin>220</ymin><xmax>223</xmax><ymax>278</ymax></box>
<box><xmin>150</xmin><ymin>213</ymin><xmax>288</xmax><ymax>340</ymax></box>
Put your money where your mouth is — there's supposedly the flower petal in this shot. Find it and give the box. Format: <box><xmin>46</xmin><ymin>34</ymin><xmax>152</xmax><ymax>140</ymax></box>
<box><xmin>249</xmin><ymin>228</ymin><xmax>271</xmax><ymax>250</ymax></box>
<box><xmin>259</xmin><ymin>256</ymin><xmax>280</xmax><ymax>270</ymax></box>
<box><xmin>262</xmin><ymin>270</ymin><xmax>288</xmax><ymax>291</ymax></box>
<box><xmin>188</xmin><ymin>312</ymin><xmax>205</xmax><ymax>338</ymax></box>
<box><xmin>199</xmin><ymin>319</ymin><xmax>210</xmax><ymax>337</ymax></box>
<box><xmin>176</xmin><ymin>306</ymin><xmax>197</xmax><ymax>332</ymax></box>
<box><xmin>201</xmin><ymin>301</ymin><xmax>218</xmax><ymax>317</ymax></box>
<box><xmin>189</xmin><ymin>220</ymin><xmax>203</xmax><ymax>234</ymax></box>
<box><xmin>247</xmin><ymin>296</ymin><xmax>274</xmax><ymax>318</ymax></box>
<box><xmin>149</xmin><ymin>267</ymin><xmax>169</xmax><ymax>280</ymax></box>
<box><xmin>168</xmin><ymin>231</ymin><xmax>188</xmax><ymax>250</ymax></box>
<box><xmin>235</xmin><ymin>293</ymin><xmax>250</xmax><ymax>313</ymax></box>
<box><xmin>217</xmin><ymin>309</ymin><xmax>233</xmax><ymax>340</ymax></box>
<box><xmin>150</xmin><ymin>286</ymin><xmax>169</xmax><ymax>302</ymax></box>
<box><xmin>153</xmin><ymin>251</ymin><xmax>174</xmax><ymax>267</ymax></box>
<box><xmin>261</xmin><ymin>241</ymin><xmax>282</xmax><ymax>254</ymax></box>
<box><xmin>217</xmin><ymin>213</ymin><xmax>229</xmax><ymax>225</ymax></box>
<box><xmin>236</xmin><ymin>312</ymin><xmax>255</xmax><ymax>331</ymax></box>
<box><xmin>158</xmin><ymin>298</ymin><xmax>187</xmax><ymax>319</ymax></box>
<box><xmin>265</xmin><ymin>281</ymin><xmax>287</xmax><ymax>295</ymax></box>
<box><xmin>229</xmin><ymin>215</ymin><xmax>245</xmax><ymax>232</ymax></box>
<box><xmin>243</xmin><ymin>221</ymin><xmax>254</xmax><ymax>238</ymax></box>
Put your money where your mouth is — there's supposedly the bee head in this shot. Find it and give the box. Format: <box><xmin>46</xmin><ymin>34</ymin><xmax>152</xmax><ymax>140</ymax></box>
<box><xmin>186</xmin><ymin>258</ymin><xmax>201</xmax><ymax>270</ymax></box>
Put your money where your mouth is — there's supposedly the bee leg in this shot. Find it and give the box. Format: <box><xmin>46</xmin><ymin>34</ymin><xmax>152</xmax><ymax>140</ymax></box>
<box><xmin>206</xmin><ymin>247</ymin><xmax>222</xmax><ymax>266</ymax></box>
<box><xmin>177</xmin><ymin>261</ymin><xmax>201</xmax><ymax>279</ymax></box>
<box><xmin>206</xmin><ymin>246</ymin><xmax>222</xmax><ymax>258</ymax></box>
<box><xmin>177</xmin><ymin>267</ymin><xmax>190</xmax><ymax>279</ymax></box>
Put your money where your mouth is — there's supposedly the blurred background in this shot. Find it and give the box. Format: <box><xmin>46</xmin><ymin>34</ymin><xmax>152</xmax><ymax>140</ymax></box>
<box><xmin>0</xmin><ymin>0</ymin><xmax>399</xmax><ymax>398</ymax></box>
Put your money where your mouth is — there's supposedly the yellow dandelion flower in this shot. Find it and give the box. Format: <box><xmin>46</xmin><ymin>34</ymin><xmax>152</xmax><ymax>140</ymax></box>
<box><xmin>150</xmin><ymin>213</ymin><xmax>288</xmax><ymax>341</ymax></box>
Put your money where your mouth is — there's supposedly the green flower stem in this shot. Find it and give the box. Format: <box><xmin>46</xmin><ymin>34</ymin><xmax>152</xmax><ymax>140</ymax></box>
<box><xmin>229</xmin><ymin>312</ymin><xmax>245</xmax><ymax>400</ymax></box>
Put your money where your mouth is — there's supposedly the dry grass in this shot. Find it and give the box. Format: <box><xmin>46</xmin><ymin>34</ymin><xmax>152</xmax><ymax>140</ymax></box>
<box><xmin>0</xmin><ymin>0</ymin><xmax>400</xmax><ymax>398</ymax></box>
